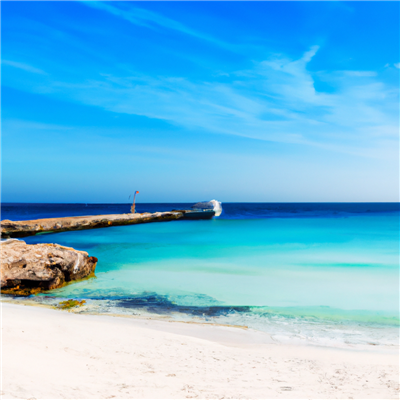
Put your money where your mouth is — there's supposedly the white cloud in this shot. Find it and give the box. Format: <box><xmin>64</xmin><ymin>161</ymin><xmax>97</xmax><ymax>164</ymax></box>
<box><xmin>5</xmin><ymin>46</ymin><xmax>398</xmax><ymax>159</ymax></box>
<box><xmin>341</xmin><ymin>71</ymin><xmax>377</xmax><ymax>77</ymax></box>
<box><xmin>2</xmin><ymin>119</ymin><xmax>71</xmax><ymax>132</ymax></box>
<box><xmin>84</xmin><ymin>1</ymin><xmax>235</xmax><ymax>51</ymax></box>
<box><xmin>37</xmin><ymin>46</ymin><xmax>395</xmax><ymax>160</ymax></box>
<box><xmin>394</xmin><ymin>63</ymin><xmax>400</xmax><ymax>69</ymax></box>
<box><xmin>2</xmin><ymin>60</ymin><xmax>47</xmax><ymax>75</ymax></box>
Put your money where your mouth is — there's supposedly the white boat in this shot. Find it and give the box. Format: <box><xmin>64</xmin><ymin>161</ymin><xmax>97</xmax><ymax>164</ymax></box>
<box><xmin>189</xmin><ymin>200</ymin><xmax>222</xmax><ymax>217</ymax></box>
<box><xmin>174</xmin><ymin>200</ymin><xmax>223</xmax><ymax>219</ymax></box>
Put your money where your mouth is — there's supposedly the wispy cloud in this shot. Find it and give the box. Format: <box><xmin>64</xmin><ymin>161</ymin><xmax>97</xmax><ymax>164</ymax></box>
<box><xmin>83</xmin><ymin>1</ymin><xmax>236</xmax><ymax>51</ymax></box>
<box><xmin>36</xmin><ymin>46</ymin><xmax>395</xmax><ymax>158</ymax></box>
<box><xmin>4</xmin><ymin>45</ymin><xmax>398</xmax><ymax>159</ymax></box>
<box><xmin>2</xmin><ymin>60</ymin><xmax>47</xmax><ymax>75</ymax></box>
<box><xmin>2</xmin><ymin>119</ymin><xmax>71</xmax><ymax>132</ymax></box>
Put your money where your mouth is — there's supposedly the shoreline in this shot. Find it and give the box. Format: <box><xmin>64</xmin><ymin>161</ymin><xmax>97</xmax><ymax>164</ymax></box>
<box><xmin>3</xmin><ymin>296</ymin><xmax>398</xmax><ymax>354</ymax></box>
<box><xmin>2</xmin><ymin>302</ymin><xmax>399</xmax><ymax>399</ymax></box>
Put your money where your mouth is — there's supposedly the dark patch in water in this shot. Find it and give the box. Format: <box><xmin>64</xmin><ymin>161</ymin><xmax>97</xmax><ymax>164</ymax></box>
<box><xmin>116</xmin><ymin>293</ymin><xmax>251</xmax><ymax>317</ymax></box>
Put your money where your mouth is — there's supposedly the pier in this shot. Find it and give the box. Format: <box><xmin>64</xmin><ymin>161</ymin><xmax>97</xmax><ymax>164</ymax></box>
<box><xmin>1</xmin><ymin>211</ymin><xmax>185</xmax><ymax>238</ymax></box>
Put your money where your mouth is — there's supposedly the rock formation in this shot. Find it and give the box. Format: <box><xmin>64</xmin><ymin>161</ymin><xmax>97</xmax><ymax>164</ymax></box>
<box><xmin>1</xmin><ymin>211</ymin><xmax>184</xmax><ymax>238</ymax></box>
<box><xmin>1</xmin><ymin>239</ymin><xmax>97</xmax><ymax>296</ymax></box>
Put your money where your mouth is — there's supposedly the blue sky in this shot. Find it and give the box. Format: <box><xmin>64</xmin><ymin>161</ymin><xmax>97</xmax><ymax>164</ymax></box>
<box><xmin>2</xmin><ymin>1</ymin><xmax>399</xmax><ymax>203</ymax></box>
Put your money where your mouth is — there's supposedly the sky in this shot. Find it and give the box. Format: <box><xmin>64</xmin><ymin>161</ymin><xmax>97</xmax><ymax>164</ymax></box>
<box><xmin>1</xmin><ymin>1</ymin><xmax>399</xmax><ymax>203</ymax></box>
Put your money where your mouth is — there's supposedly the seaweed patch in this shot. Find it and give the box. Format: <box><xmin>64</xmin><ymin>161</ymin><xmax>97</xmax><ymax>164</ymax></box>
<box><xmin>57</xmin><ymin>299</ymin><xmax>86</xmax><ymax>310</ymax></box>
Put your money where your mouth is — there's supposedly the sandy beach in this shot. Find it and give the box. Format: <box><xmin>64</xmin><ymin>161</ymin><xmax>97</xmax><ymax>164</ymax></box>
<box><xmin>1</xmin><ymin>302</ymin><xmax>398</xmax><ymax>399</ymax></box>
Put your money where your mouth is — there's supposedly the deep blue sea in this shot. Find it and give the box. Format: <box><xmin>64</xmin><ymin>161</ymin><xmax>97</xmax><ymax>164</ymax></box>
<box><xmin>2</xmin><ymin>202</ymin><xmax>399</xmax><ymax>350</ymax></box>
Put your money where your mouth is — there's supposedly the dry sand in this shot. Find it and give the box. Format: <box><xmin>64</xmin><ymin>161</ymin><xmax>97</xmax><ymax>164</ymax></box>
<box><xmin>1</xmin><ymin>302</ymin><xmax>399</xmax><ymax>399</ymax></box>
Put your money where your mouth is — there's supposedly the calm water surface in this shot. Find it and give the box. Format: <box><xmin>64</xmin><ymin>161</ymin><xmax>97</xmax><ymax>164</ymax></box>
<box><xmin>2</xmin><ymin>203</ymin><xmax>399</xmax><ymax>349</ymax></box>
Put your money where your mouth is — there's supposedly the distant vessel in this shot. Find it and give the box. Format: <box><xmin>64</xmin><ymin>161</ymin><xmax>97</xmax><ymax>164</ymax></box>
<box><xmin>192</xmin><ymin>200</ymin><xmax>222</xmax><ymax>216</ymax></box>
<box><xmin>182</xmin><ymin>200</ymin><xmax>222</xmax><ymax>220</ymax></box>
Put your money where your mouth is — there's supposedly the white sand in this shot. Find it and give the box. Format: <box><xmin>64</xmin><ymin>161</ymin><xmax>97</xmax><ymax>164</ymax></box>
<box><xmin>1</xmin><ymin>303</ymin><xmax>399</xmax><ymax>399</ymax></box>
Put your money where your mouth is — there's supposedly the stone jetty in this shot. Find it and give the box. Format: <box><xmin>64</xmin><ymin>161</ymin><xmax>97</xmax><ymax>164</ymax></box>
<box><xmin>1</xmin><ymin>211</ymin><xmax>184</xmax><ymax>238</ymax></box>
<box><xmin>1</xmin><ymin>239</ymin><xmax>98</xmax><ymax>296</ymax></box>
<box><xmin>0</xmin><ymin>210</ymin><xmax>209</xmax><ymax>296</ymax></box>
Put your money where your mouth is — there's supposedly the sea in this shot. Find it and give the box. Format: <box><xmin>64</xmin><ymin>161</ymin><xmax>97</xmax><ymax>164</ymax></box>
<box><xmin>2</xmin><ymin>202</ymin><xmax>399</xmax><ymax>351</ymax></box>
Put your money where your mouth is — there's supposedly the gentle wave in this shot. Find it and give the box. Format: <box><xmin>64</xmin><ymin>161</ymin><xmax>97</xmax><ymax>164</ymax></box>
<box><xmin>8</xmin><ymin>293</ymin><xmax>399</xmax><ymax>350</ymax></box>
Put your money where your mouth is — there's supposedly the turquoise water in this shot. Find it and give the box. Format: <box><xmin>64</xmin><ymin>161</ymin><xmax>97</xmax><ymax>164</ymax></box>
<box><xmin>33</xmin><ymin>216</ymin><xmax>398</xmax><ymax>310</ymax></box>
<box><xmin>17</xmin><ymin>208</ymin><xmax>399</xmax><ymax>349</ymax></box>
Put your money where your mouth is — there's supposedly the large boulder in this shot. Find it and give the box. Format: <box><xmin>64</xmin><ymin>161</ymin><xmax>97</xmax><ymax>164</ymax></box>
<box><xmin>1</xmin><ymin>239</ymin><xmax>97</xmax><ymax>296</ymax></box>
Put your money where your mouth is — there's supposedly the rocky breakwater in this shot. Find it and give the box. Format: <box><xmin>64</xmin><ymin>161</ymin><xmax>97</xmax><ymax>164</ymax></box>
<box><xmin>1</xmin><ymin>239</ymin><xmax>98</xmax><ymax>296</ymax></box>
<box><xmin>1</xmin><ymin>211</ymin><xmax>184</xmax><ymax>238</ymax></box>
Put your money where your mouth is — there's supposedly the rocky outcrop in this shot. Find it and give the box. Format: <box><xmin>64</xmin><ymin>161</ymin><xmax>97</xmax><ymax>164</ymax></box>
<box><xmin>1</xmin><ymin>211</ymin><xmax>184</xmax><ymax>238</ymax></box>
<box><xmin>1</xmin><ymin>239</ymin><xmax>97</xmax><ymax>296</ymax></box>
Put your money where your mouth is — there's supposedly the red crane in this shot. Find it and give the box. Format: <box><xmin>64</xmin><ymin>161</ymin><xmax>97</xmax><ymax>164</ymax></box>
<box><xmin>130</xmin><ymin>191</ymin><xmax>139</xmax><ymax>213</ymax></box>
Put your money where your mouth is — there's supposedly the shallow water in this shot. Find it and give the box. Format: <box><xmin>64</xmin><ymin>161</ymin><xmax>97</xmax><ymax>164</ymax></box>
<box><xmin>3</xmin><ymin>203</ymin><xmax>399</xmax><ymax>349</ymax></box>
